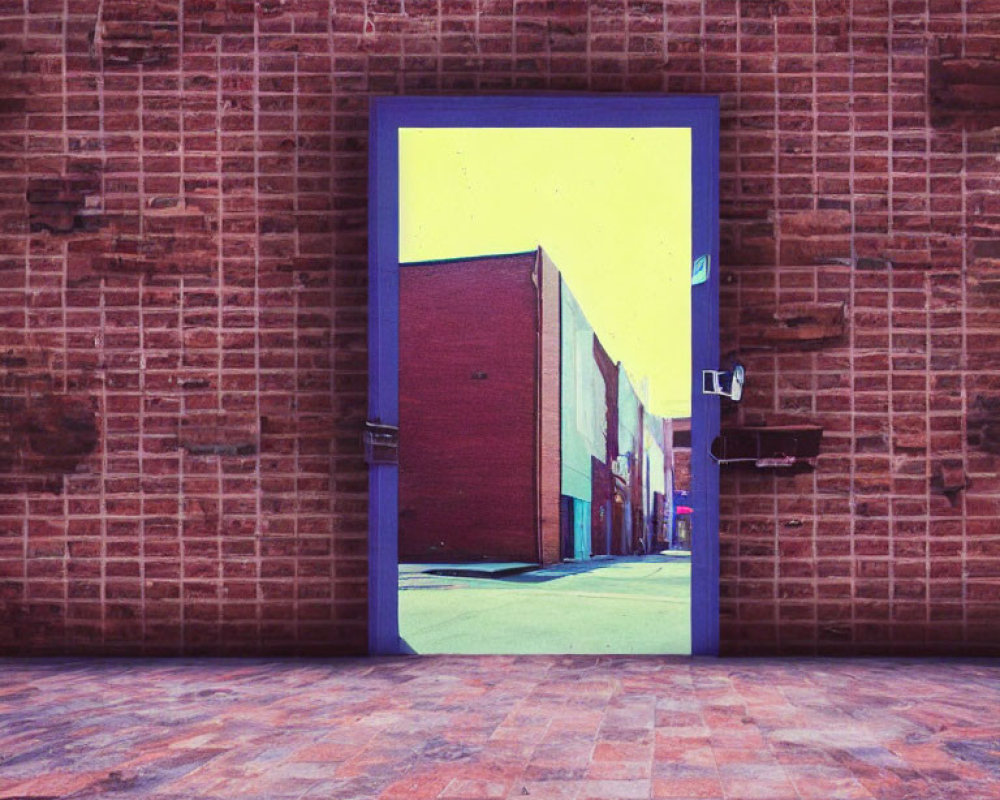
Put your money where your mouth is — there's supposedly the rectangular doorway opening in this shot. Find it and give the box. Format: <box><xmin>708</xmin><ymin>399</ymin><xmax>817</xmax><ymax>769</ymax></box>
<box><xmin>369</xmin><ymin>97</ymin><xmax>719</xmax><ymax>656</ymax></box>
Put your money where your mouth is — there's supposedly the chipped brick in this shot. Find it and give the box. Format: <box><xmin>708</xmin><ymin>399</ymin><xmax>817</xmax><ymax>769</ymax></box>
<box><xmin>0</xmin><ymin>394</ymin><xmax>98</xmax><ymax>487</ymax></box>
<box><xmin>780</xmin><ymin>210</ymin><xmax>852</xmax><ymax>238</ymax></box>
<box><xmin>179</xmin><ymin>412</ymin><xmax>259</xmax><ymax>457</ymax></box>
<box><xmin>930</xmin><ymin>57</ymin><xmax>1000</xmax><ymax>129</ymax></box>
<box><xmin>740</xmin><ymin>302</ymin><xmax>847</xmax><ymax>345</ymax></box>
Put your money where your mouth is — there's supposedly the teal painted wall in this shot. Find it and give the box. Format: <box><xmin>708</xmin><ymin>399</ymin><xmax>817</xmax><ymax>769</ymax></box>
<box><xmin>618</xmin><ymin>370</ymin><xmax>641</xmax><ymax>468</ymax></box>
<box><xmin>573</xmin><ymin>497</ymin><xmax>590</xmax><ymax>560</ymax></box>
<box><xmin>560</xmin><ymin>277</ymin><xmax>606</xmax><ymax>560</ymax></box>
<box><xmin>560</xmin><ymin>278</ymin><xmax>604</xmax><ymax>503</ymax></box>
<box><xmin>616</xmin><ymin>370</ymin><xmax>642</xmax><ymax>552</ymax></box>
<box><xmin>644</xmin><ymin>414</ymin><xmax>666</xmax><ymax>523</ymax></box>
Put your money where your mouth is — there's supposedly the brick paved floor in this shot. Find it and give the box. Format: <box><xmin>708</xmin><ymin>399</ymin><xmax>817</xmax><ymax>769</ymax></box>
<box><xmin>0</xmin><ymin>657</ymin><xmax>998</xmax><ymax>800</ymax></box>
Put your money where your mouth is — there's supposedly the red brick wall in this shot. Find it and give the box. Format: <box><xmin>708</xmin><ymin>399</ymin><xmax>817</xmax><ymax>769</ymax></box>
<box><xmin>0</xmin><ymin>0</ymin><xmax>997</xmax><ymax>655</ymax></box>
<box><xmin>398</xmin><ymin>254</ymin><xmax>539</xmax><ymax>563</ymax></box>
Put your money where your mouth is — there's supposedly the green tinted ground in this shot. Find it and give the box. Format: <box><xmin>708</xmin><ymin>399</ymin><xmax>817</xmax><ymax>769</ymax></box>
<box><xmin>399</xmin><ymin>555</ymin><xmax>691</xmax><ymax>655</ymax></box>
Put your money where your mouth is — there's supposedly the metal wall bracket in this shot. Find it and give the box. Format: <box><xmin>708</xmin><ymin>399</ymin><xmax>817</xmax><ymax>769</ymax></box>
<box><xmin>702</xmin><ymin>364</ymin><xmax>745</xmax><ymax>402</ymax></box>
<box><xmin>363</xmin><ymin>420</ymin><xmax>399</xmax><ymax>465</ymax></box>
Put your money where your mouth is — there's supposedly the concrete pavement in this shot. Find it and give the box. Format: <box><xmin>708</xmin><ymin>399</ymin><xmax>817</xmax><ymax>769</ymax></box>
<box><xmin>399</xmin><ymin>554</ymin><xmax>691</xmax><ymax>655</ymax></box>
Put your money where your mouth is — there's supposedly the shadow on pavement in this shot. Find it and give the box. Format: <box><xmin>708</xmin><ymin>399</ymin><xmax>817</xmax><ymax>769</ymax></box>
<box><xmin>503</xmin><ymin>553</ymin><xmax>690</xmax><ymax>584</ymax></box>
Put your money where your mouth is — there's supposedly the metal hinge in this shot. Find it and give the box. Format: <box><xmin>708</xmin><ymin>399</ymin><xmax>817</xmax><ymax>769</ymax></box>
<box><xmin>363</xmin><ymin>420</ymin><xmax>399</xmax><ymax>465</ymax></box>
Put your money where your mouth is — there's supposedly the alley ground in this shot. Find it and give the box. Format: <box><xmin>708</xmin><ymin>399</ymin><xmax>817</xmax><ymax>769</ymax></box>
<box><xmin>0</xmin><ymin>657</ymin><xmax>998</xmax><ymax>800</ymax></box>
<box><xmin>399</xmin><ymin>555</ymin><xmax>691</xmax><ymax>654</ymax></box>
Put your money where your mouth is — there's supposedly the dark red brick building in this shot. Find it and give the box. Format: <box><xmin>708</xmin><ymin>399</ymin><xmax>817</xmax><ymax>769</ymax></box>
<box><xmin>398</xmin><ymin>251</ymin><xmax>560</xmax><ymax>565</ymax></box>
<box><xmin>398</xmin><ymin>248</ymin><xmax>662</xmax><ymax>566</ymax></box>
<box><xmin>0</xmin><ymin>0</ymin><xmax>998</xmax><ymax>655</ymax></box>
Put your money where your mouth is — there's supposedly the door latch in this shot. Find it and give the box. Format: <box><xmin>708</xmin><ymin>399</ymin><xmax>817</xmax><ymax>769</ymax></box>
<box><xmin>702</xmin><ymin>364</ymin><xmax>745</xmax><ymax>402</ymax></box>
<box><xmin>363</xmin><ymin>420</ymin><xmax>399</xmax><ymax>465</ymax></box>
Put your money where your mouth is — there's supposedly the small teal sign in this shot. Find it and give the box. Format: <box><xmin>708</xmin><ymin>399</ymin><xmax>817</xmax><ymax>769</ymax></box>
<box><xmin>692</xmin><ymin>254</ymin><xmax>710</xmax><ymax>285</ymax></box>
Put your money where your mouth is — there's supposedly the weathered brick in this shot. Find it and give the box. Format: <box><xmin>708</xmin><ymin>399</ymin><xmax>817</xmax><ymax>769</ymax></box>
<box><xmin>0</xmin><ymin>0</ymin><xmax>995</xmax><ymax>657</ymax></box>
<box><xmin>929</xmin><ymin>56</ymin><xmax>1000</xmax><ymax>128</ymax></box>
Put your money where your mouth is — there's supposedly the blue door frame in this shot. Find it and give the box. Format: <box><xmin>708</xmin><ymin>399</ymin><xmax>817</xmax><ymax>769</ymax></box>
<box><xmin>368</xmin><ymin>95</ymin><xmax>720</xmax><ymax>656</ymax></box>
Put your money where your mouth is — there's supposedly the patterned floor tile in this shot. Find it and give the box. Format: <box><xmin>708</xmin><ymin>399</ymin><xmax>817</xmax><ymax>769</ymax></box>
<box><xmin>0</xmin><ymin>657</ymin><xmax>996</xmax><ymax>800</ymax></box>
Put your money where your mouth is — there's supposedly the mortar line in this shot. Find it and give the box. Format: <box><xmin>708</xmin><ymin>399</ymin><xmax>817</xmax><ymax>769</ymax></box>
<box><xmin>99</xmin><ymin>277</ymin><xmax>108</xmax><ymax>650</ymax></box>
<box><xmin>511</xmin><ymin>0</ymin><xmax>516</xmax><ymax>89</ymax></box>
<box><xmin>327</xmin><ymin>0</ymin><xmax>338</xmax><ymax>636</ymax></box>
<box><xmin>136</xmin><ymin>40</ymin><xmax>147</xmax><ymax>643</ymax></box>
<box><xmin>253</xmin><ymin>2</ymin><xmax>264</xmax><ymax>645</ymax></box>
<box><xmin>960</xmin><ymin>131</ymin><xmax>969</xmax><ymax>642</ymax></box>
<box><xmin>138</xmin><ymin>268</ymin><xmax>146</xmax><ymax>649</ymax></box>
<box><xmin>847</xmin><ymin>0</ymin><xmax>858</xmax><ymax>649</ymax></box>
<box><xmin>20</xmin><ymin>0</ymin><xmax>29</xmax><ymax>609</ymax></box>
<box><xmin>586</xmin><ymin>0</ymin><xmax>592</xmax><ymax>90</ymax></box>
<box><xmin>623</xmin><ymin>0</ymin><xmax>629</xmax><ymax>90</ymax></box>
<box><xmin>811</xmin><ymin>0</ymin><xmax>820</xmax><ymax>647</ymax></box>
<box><xmin>474</xmin><ymin>0</ymin><xmax>481</xmax><ymax>93</ymax></box>
<box><xmin>293</xmin><ymin>33</ymin><xmax>302</xmax><ymax>642</ymax></box>
<box><xmin>216</xmin><ymin>21</ymin><xmax>226</xmax><ymax>638</ymax></box>
<box><xmin>178</xmin><ymin>274</ymin><xmax>186</xmax><ymax>650</ymax></box>
<box><xmin>886</xmin><ymin>0</ymin><xmax>896</xmax><ymax>650</ymax></box>
<box><xmin>60</xmin><ymin>0</ymin><xmax>70</xmax><ymax>636</ymax></box>
<box><xmin>770</xmin><ymin>0</ymin><xmax>781</xmax><ymax>644</ymax></box>
<box><xmin>921</xmin><ymin>12</ymin><xmax>931</xmax><ymax>634</ymax></box>
<box><xmin>60</xmin><ymin>0</ymin><xmax>68</xmax><ymax>397</ymax></box>
<box><xmin>960</xmin><ymin>0</ymin><xmax>969</xmax><ymax>653</ymax></box>
<box><xmin>93</xmin><ymin>0</ymin><xmax>109</xmax><ymax>653</ymax></box>
<box><xmin>548</xmin><ymin>0</ymin><xmax>554</xmax><ymax>88</ymax></box>
<box><xmin>178</xmin><ymin>0</ymin><xmax>196</xmax><ymax>642</ymax></box>
<box><xmin>700</xmin><ymin>0</ymin><xmax>706</xmax><ymax>93</ymax></box>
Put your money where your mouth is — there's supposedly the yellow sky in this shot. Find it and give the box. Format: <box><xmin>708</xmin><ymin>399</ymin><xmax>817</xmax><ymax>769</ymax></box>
<box><xmin>398</xmin><ymin>127</ymin><xmax>692</xmax><ymax>418</ymax></box>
